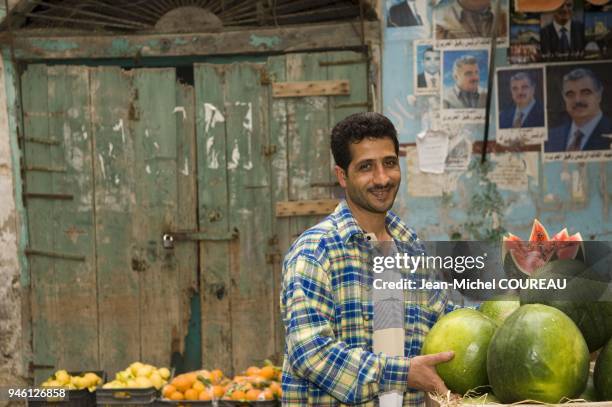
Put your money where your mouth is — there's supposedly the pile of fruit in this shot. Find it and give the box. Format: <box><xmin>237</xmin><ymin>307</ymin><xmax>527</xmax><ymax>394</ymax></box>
<box><xmin>102</xmin><ymin>362</ymin><xmax>171</xmax><ymax>390</ymax></box>
<box><xmin>422</xmin><ymin>220</ymin><xmax>612</xmax><ymax>403</ymax></box>
<box><xmin>162</xmin><ymin>362</ymin><xmax>282</xmax><ymax>402</ymax></box>
<box><xmin>41</xmin><ymin>370</ymin><xmax>103</xmax><ymax>392</ymax></box>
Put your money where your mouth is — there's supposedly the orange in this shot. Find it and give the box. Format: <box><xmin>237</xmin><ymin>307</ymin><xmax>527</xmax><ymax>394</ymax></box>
<box><xmin>245</xmin><ymin>388</ymin><xmax>261</xmax><ymax>401</ymax></box>
<box><xmin>258</xmin><ymin>365</ymin><xmax>276</xmax><ymax>380</ymax></box>
<box><xmin>172</xmin><ymin>376</ymin><xmax>192</xmax><ymax>393</ymax></box>
<box><xmin>162</xmin><ymin>384</ymin><xmax>176</xmax><ymax>398</ymax></box>
<box><xmin>261</xmin><ymin>388</ymin><xmax>275</xmax><ymax>400</ymax></box>
<box><xmin>192</xmin><ymin>381</ymin><xmax>205</xmax><ymax>393</ymax></box>
<box><xmin>198</xmin><ymin>389</ymin><xmax>213</xmax><ymax>401</ymax></box>
<box><xmin>184</xmin><ymin>388</ymin><xmax>199</xmax><ymax>401</ymax></box>
<box><xmin>269</xmin><ymin>381</ymin><xmax>281</xmax><ymax>397</ymax></box>
<box><xmin>230</xmin><ymin>390</ymin><xmax>246</xmax><ymax>401</ymax></box>
<box><xmin>169</xmin><ymin>391</ymin><xmax>184</xmax><ymax>401</ymax></box>
<box><xmin>212</xmin><ymin>385</ymin><xmax>225</xmax><ymax>398</ymax></box>
<box><xmin>210</xmin><ymin>369</ymin><xmax>224</xmax><ymax>384</ymax></box>
<box><xmin>245</xmin><ymin>366</ymin><xmax>260</xmax><ymax>376</ymax></box>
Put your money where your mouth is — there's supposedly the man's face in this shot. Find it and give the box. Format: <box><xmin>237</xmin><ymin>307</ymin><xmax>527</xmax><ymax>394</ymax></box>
<box><xmin>460</xmin><ymin>0</ymin><xmax>492</xmax><ymax>12</ymax></box>
<box><xmin>454</xmin><ymin>63</ymin><xmax>480</xmax><ymax>93</ymax></box>
<box><xmin>563</xmin><ymin>76</ymin><xmax>602</xmax><ymax>124</ymax></box>
<box><xmin>510</xmin><ymin>78</ymin><xmax>535</xmax><ymax>108</ymax></box>
<box><xmin>423</xmin><ymin>50</ymin><xmax>440</xmax><ymax>75</ymax></box>
<box><xmin>553</xmin><ymin>0</ymin><xmax>573</xmax><ymax>25</ymax></box>
<box><xmin>336</xmin><ymin>137</ymin><xmax>400</xmax><ymax>214</ymax></box>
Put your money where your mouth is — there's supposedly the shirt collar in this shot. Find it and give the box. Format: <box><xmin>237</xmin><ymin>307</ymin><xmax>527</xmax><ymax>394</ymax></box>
<box><xmin>424</xmin><ymin>71</ymin><xmax>439</xmax><ymax>80</ymax></box>
<box><xmin>332</xmin><ymin>199</ymin><xmax>417</xmax><ymax>244</ymax></box>
<box><xmin>568</xmin><ymin>111</ymin><xmax>603</xmax><ymax>148</ymax></box>
<box><xmin>553</xmin><ymin>20</ymin><xmax>572</xmax><ymax>37</ymax></box>
<box><xmin>514</xmin><ymin>98</ymin><xmax>536</xmax><ymax>119</ymax></box>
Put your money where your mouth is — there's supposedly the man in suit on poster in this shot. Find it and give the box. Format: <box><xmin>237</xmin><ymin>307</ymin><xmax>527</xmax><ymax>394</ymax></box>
<box><xmin>499</xmin><ymin>71</ymin><xmax>545</xmax><ymax>129</ymax></box>
<box><xmin>540</xmin><ymin>0</ymin><xmax>585</xmax><ymax>58</ymax></box>
<box><xmin>545</xmin><ymin>68</ymin><xmax>612</xmax><ymax>152</ymax></box>
<box><xmin>417</xmin><ymin>47</ymin><xmax>441</xmax><ymax>89</ymax></box>
<box><xmin>443</xmin><ymin>55</ymin><xmax>487</xmax><ymax>109</ymax></box>
<box><xmin>388</xmin><ymin>0</ymin><xmax>425</xmax><ymax>27</ymax></box>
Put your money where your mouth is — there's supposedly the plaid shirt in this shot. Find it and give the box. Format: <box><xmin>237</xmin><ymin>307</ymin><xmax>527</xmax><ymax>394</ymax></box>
<box><xmin>280</xmin><ymin>200</ymin><xmax>456</xmax><ymax>406</ymax></box>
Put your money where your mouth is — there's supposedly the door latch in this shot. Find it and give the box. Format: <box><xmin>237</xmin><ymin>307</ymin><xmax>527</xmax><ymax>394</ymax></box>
<box><xmin>162</xmin><ymin>228</ymin><xmax>239</xmax><ymax>249</ymax></box>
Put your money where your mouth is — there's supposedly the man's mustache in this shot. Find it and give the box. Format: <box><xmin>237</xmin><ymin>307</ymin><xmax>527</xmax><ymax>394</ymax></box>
<box><xmin>368</xmin><ymin>183</ymin><xmax>396</xmax><ymax>192</ymax></box>
<box><xmin>572</xmin><ymin>101</ymin><xmax>589</xmax><ymax>109</ymax></box>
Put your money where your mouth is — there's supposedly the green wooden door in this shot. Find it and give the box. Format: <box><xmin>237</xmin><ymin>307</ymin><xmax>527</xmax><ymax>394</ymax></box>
<box><xmin>22</xmin><ymin>65</ymin><xmax>198</xmax><ymax>382</ymax></box>
<box><xmin>20</xmin><ymin>50</ymin><xmax>367</xmax><ymax>381</ymax></box>
<box><xmin>196</xmin><ymin>50</ymin><xmax>368</xmax><ymax>373</ymax></box>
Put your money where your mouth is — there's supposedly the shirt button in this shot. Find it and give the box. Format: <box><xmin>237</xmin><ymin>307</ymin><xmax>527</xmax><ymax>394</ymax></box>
<box><xmin>363</xmin><ymin>314</ymin><xmax>371</xmax><ymax>321</ymax></box>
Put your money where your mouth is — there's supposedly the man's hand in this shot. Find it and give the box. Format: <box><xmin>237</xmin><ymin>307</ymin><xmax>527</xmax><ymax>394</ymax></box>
<box><xmin>406</xmin><ymin>351</ymin><xmax>454</xmax><ymax>393</ymax></box>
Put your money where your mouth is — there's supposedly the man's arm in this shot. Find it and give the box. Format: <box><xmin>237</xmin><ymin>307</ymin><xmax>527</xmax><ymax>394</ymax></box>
<box><xmin>282</xmin><ymin>254</ymin><xmax>452</xmax><ymax>404</ymax></box>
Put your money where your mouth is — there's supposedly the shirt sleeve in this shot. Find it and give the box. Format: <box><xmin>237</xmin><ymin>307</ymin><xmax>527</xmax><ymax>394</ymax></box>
<box><xmin>281</xmin><ymin>254</ymin><xmax>411</xmax><ymax>404</ymax></box>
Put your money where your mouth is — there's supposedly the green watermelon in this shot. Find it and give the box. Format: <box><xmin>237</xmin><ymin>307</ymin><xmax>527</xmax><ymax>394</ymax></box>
<box><xmin>520</xmin><ymin>259</ymin><xmax>612</xmax><ymax>352</ymax></box>
<box><xmin>421</xmin><ymin>309</ymin><xmax>497</xmax><ymax>396</ymax></box>
<box><xmin>487</xmin><ymin>304</ymin><xmax>589</xmax><ymax>404</ymax></box>
<box><xmin>594</xmin><ymin>338</ymin><xmax>612</xmax><ymax>401</ymax></box>
<box><xmin>479</xmin><ymin>297</ymin><xmax>520</xmax><ymax>325</ymax></box>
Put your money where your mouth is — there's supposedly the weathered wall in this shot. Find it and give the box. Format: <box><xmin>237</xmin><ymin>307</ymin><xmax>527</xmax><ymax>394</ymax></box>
<box><xmin>382</xmin><ymin>0</ymin><xmax>612</xmax><ymax>241</ymax></box>
<box><xmin>0</xmin><ymin>55</ymin><xmax>27</xmax><ymax>389</ymax></box>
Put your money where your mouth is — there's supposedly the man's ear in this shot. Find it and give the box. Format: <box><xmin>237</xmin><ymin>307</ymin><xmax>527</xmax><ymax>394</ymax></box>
<box><xmin>335</xmin><ymin>165</ymin><xmax>347</xmax><ymax>188</ymax></box>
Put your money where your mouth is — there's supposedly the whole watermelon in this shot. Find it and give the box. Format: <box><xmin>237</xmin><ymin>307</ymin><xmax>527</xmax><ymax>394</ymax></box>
<box><xmin>421</xmin><ymin>308</ymin><xmax>497</xmax><ymax>396</ymax></box>
<box><xmin>594</xmin><ymin>338</ymin><xmax>612</xmax><ymax>401</ymax></box>
<box><xmin>520</xmin><ymin>259</ymin><xmax>612</xmax><ymax>352</ymax></box>
<box><xmin>487</xmin><ymin>304</ymin><xmax>589</xmax><ymax>404</ymax></box>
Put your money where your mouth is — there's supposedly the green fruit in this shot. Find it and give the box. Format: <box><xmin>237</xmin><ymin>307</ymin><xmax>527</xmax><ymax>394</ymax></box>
<box><xmin>594</xmin><ymin>338</ymin><xmax>612</xmax><ymax>401</ymax></box>
<box><xmin>422</xmin><ymin>308</ymin><xmax>497</xmax><ymax>396</ymax></box>
<box><xmin>487</xmin><ymin>304</ymin><xmax>589</xmax><ymax>404</ymax></box>
<box><xmin>520</xmin><ymin>259</ymin><xmax>612</xmax><ymax>352</ymax></box>
<box><xmin>480</xmin><ymin>297</ymin><xmax>520</xmax><ymax>325</ymax></box>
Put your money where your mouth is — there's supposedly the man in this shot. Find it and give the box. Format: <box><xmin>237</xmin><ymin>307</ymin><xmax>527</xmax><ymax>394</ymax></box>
<box><xmin>499</xmin><ymin>72</ymin><xmax>545</xmax><ymax>129</ymax></box>
<box><xmin>435</xmin><ymin>0</ymin><xmax>508</xmax><ymax>39</ymax></box>
<box><xmin>280</xmin><ymin>112</ymin><xmax>456</xmax><ymax>406</ymax></box>
<box><xmin>443</xmin><ymin>55</ymin><xmax>487</xmax><ymax>109</ymax></box>
<box><xmin>388</xmin><ymin>0</ymin><xmax>425</xmax><ymax>27</ymax></box>
<box><xmin>545</xmin><ymin>68</ymin><xmax>612</xmax><ymax>152</ymax></box>
<box><xmin>540</xmin><ymin>0</ymin><xmax>585</xmax><ymax>58</ymax></box>
<box><xmin>417</xmin><ymin>47</ymin><xmax>441</xmax><ymax>89</ymax></box>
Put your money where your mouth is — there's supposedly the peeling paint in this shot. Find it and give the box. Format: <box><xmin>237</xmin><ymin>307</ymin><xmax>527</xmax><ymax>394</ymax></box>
<box><xmin>206</xmin><ymin>137</ymin><xmax>219</xmax><ymax>169</ymax></box>
<box><xmin>154</xmin><ymin>142</ymin><xmax>160</xmax><ymax>151</ymax></box>
<box><xmin>204</xmin><ymin>103</ymin><xmax>225</xmax><ymax>132</ymax></box>
<box><xmin>173</xmin><ymin>106</ymin><xmax>187</xmax><ymax>120</ymax></box>
<box><xmin>227</xmin><ymin>140</ymin><xmax>240</xmax><ymax>170</ymax></box>
<box><xmin>98</xmin><ymin>154</ymin><xmax>106</xmax><ymax>179</ymax></box>
<box><xmin>113</xmin><ymin>119</ymin><xmax>126</xmax><ymax>143</ymax></box>
<box><xmin>181</xmin><ymin>158</ymin><xmax>189</xmax><ymax>176</ymax></box>
<box><xmin>146</xmin><ymin>165</ymin><xmax>151</xmax><ymax>174</ymax></box>
<box><xmin>249</xmin><ymin>34</ymin><xmax>281</xmax><ymax>49</ymax></box>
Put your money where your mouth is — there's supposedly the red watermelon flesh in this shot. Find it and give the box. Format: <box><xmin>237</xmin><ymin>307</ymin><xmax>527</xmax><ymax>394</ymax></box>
<box><xmin>503</xmin><ymin>220</ymin><xmax>584</xmax><ymax>276</ymax></box>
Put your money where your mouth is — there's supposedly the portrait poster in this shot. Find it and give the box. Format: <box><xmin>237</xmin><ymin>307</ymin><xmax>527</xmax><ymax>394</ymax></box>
<box><xmin>544</xmin><ymin>61</ymin><xmax>612</xmax><ymax>162</ymax></box>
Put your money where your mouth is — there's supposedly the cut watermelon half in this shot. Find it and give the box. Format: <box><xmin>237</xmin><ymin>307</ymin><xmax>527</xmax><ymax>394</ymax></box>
<box><xmin>502</xmin><ymin>220</ymin><xmax>584</xmax><ymax>276</ymax></box>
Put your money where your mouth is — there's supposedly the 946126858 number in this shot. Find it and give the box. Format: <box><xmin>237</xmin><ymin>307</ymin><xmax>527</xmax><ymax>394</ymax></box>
<box><xmin>2</xmin><ymin>387</ymin><xmax>68</xmax><ymax>401</ymax></box>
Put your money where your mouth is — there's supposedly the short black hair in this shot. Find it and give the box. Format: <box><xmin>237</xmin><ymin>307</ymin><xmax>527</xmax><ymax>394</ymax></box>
<box><xmin>330</xmin><ymin>112</ymin><xmax>399</xmax><ymax>172</ymax></box>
